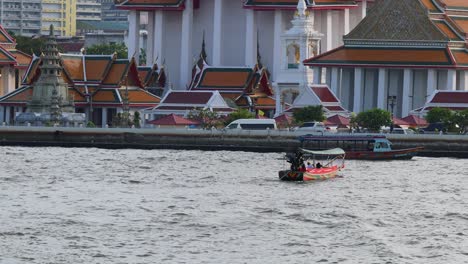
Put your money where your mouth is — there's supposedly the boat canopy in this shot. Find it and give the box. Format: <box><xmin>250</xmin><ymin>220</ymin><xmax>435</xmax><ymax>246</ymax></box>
<box><xmin>299</xmin><ymin>148</ymin><xmax>345</xmax><ymax>156</ymax></box>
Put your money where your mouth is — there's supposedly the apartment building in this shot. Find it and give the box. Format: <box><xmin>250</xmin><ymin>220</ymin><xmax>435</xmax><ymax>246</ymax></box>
<box><xmin>101</xmin><ymin>0</ymin><xmax>127</xmax><ymax>22</ymax></box>
<box><xmin>0</xmin><ymin>0</ymin><xmax>42</xmax><ymax>36</ymax></box>
<box><xmin>77</xmin><ymin>0</ymin><xmax>101</xmax><ymax>21</ymax></box>
<box><xmin>41</xmin><ymin>0</ymin><xmax>77</xmax><ymax>36</ymax></box>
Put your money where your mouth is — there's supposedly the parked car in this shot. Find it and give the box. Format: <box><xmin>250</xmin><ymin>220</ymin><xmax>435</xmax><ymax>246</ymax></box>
<box><xmin>296</xmin><ymin>121</ymin><xmax>326</xmax><ymax>132</ymax></box>
<box><xmin>418</xmin><ymin>122</ymin><xmax>447</xmax><ymax>134</ymax></box>
<box><xmin>225</xmin><ymin>119</ymin><xmax>277</xmax><ymax>130</ymax></box>
<box><xmin>390</xmin><ymin>128</ymin><xmax>415</xmax><ymax>134</ymax></box>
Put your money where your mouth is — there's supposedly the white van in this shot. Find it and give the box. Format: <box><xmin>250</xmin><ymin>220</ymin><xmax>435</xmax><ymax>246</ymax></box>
<box><xmin>296</xmin><ymin>121</ymin><xmax>326</xmax><ymax>132</ymax></box>
<box><xmin>225</xmin><ymin>119</ymin><xmax>277</xmax><ymax>130</ymax></box>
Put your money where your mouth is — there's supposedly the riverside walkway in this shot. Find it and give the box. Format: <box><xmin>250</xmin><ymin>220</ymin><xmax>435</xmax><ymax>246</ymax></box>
<box><xmin>0</xmin><ymin>126</ymin><xmax>467</xmax><ymax>157</ymax></box>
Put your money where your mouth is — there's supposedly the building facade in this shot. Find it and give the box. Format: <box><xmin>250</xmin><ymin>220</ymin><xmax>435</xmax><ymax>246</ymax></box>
<box><xmin>77</xmin><ymin>0</ymin><xmax>101</xmax><ymax>22</ymax></box>
<box><xmin>116</xmin><ymin>0</ymin><xmax>372</xmax><ymax>90</ymax></box>
<box><xmin>41</xmin><ymin>0</ymin><xmax>77</xmax><ymax>36</ymax></box>
<box><xmin>0</xmin><ymin>0</ymin><xmax>42</xmax><ymax>36</ymax></box>
<box><xmin>101</xmin><ymin>0</ymin><xmax>128</xmax><ymax>22</ymax></box>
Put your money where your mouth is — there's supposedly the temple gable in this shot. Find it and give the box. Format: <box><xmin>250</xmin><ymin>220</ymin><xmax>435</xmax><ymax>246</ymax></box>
<box><xmin>345</xmin><ymin>0</ymin><xmax>447</xmax><ymax>44</ymax></box>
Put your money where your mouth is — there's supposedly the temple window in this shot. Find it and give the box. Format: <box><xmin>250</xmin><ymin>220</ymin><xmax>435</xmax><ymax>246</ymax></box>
<box><xmin>287</xmin><ymin>43</ymin><xmax>300</xmax><ymax>69</ymax></box>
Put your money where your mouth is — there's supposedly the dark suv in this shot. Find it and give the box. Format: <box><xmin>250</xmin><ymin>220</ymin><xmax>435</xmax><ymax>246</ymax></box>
<box><xmin>418</xmin><ymin>122</ymin><xmax>447</xmax><ymax>134</ymax></box>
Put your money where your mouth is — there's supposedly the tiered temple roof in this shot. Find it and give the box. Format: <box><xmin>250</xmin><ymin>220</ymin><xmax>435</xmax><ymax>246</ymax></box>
<box><xmin>0</xmin><ymin>25</ymin><xmax>32</xmax><ymax>69</ymax></box>
<box><xmin>304</xmin><ymin>0</ymin><xmax>468</xmax><ymax>69</ymax></box>
<box><xmin>0</xmin><ymin>53</ymin><xmax>162</xmax><ymax>109</ymax></box>
<box><xmin>115</xmin><ymin>0</ymin><xmax>359</xmax><ymax>10</ymax></box>
<box><xmin>188</xmin><ymin>39</ymin><xmax>276</xmax><ymax>112</ymax></box>
<box><xmin>285</xmin><ymin>84</ymin><xmax>349</xmax><ymax>115</ymax></box>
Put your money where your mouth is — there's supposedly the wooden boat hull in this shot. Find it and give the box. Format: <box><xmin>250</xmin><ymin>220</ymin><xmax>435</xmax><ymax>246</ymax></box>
<box><xmin>279</xmin><ymin>165</ymin><xmax>340</xmax><ymax>181</ymax></box>
<box><xmin>345</xmin><ymin>147</ymin><xmax>423</xmax><ymax>160</ymax></box>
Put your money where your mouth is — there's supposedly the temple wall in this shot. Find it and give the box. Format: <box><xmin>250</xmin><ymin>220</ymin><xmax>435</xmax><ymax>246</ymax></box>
<box><xmin>363</xmin><ymin>68</ymin><xmax>378</xmax><ymax>110</ymax></box>
<box><xmin>413</xmin><ymin>70</ymin><xmax>428</xmax><ymax>110</ymax></box>
<box><xmin>437</xmin><ymin>70</ymin><xmax>448</xmax><ymax>90</ymax></box>
<box><xmin>341</xmin><ymin>68</ymin><xmax>354</xmax><ymax>111</ymax></box>
<box><xmin>221</xmin><ymin>1</ymin><xmax>246</xmax><ymax>66</ymax></box>
<box><xmin>163</xmin><ymin>12</ymin><xmax>183</xmax><ymax>89</ymax></box>
<box><xmin>387</xmin><ymin>69</ymin><xmax>403</xmax><ymax>116</ymax></box>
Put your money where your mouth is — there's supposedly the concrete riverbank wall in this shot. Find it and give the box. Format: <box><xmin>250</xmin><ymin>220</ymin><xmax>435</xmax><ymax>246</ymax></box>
<box><xmin>0</xmin><ymin>127</ymin><xmax>467</xmax><ymax>157</ymax></box>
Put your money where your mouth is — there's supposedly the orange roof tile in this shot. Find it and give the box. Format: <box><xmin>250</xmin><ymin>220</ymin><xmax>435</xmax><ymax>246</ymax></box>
<box><xmin>440</xmin><ymin>0</ymin><xmax>468</xmax><ymax>9</ymax></box>
<box><xmin>69</xmin><ymin>89</ymin><xmax>86</xmax><ymax>102</ymax></box>
<box><xmin>434</xmin><ymin>20</ymin><xmax>462</xmax><ymax>40</ymax></box>
<box><xmin>244</xmin><ymin>0</ymin><xmax>356</xmax><ymax>8</ymax></box>
<box><xmin>61</xmin><ymin>56</ymin><xmax>84</xmax><ymax>81</ymax></box>
<box><xmin>102</xmin><ymin>60</ymin><xmax>129</xmax><ymax>86</ymax></box>
<box><xmin>450</xmin><ymin>17</ymin><xmax>468</xmax><ymax>34</ymax></box>
<box><xmin>119</xmin><ymin>89</ymin><xmax>161</xmax><ymax>103</ymax></box>
<box><xmin>420</xmin><ymin>0</ymin><xmax>441</xmax><ymax>12</ymax></box>
<box><xmin>92</xmin><ymin>89</ymin><xmax>119</xmax><ymax>103</ymax></box>
<box><xmin>3</xmin><ymin>87</ymin><xmax>32</xmax><ymax>102</ymax></box>
<box><xmin>116</xmin><ymin>0</ymin><xmax>185</xmax><ymax>10</ymax></box>
<box><xmin>304</xmin><ymin>46</ymin><xmax>455</xmax><ymax>67</ymax></box>
<box><xmin>452</xmin><ymin>50</ymin><xmax>468</xmax><ymax>65</ymax></box>
<box><xmin>0</xmin><ymin>46</ymin><xmax>16</xmax><ymax>65</ymax></box>
<box><xmin>9</xmin><ymin>50</ymin><xmax>32</xmax><ymax>68</ymax></box>
<box><xmin>198</xmin><ymin>68</ymin><xmax>253</xmax><ymax>89</ymax></box>
<box><xmin>84</xmin><ymin>56</ymin><xmax>114</xmax><ymax>81</ymax></box>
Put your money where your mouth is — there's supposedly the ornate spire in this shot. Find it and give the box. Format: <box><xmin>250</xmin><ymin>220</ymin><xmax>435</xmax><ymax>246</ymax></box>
<box><xmin>256</xmin><ymin>30</ymin><xmax>263</xmax><ymax>69</ymax></box>
<box><xmin>296</xmin><ymin>0</ymin><xmax>308</xmax><ymax>18</ymax></box>
<box><xmin>200</xmin><ymin>31</ymin><xmax>207</xmax><ymax>61</ymax></box>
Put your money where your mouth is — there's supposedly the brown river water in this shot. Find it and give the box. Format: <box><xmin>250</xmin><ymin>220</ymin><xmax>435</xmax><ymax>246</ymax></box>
<box><xmin>0</xmin><ymin>146</ymin><xmax>467</xmax><ymax>264</ymax></box>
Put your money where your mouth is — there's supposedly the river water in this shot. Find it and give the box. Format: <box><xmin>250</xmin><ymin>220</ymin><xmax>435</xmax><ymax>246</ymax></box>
<box><xmin>0</xmin><ymin>146</ymin><xmax>467</xmax><ymax>264</ymax></box>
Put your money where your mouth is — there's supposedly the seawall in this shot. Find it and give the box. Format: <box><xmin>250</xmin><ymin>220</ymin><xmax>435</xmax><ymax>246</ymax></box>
<box><xmin>0</xmin><ymin>126</ymin><xmax>467</xmax><ymax>157</ymax></box>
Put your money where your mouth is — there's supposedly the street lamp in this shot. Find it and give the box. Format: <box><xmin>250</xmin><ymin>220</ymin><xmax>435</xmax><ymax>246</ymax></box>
<box><xmin>387</xmin><ymin>95</ymin><xmax>397</xmax><ymax>133</ymax></box>
<box><xmin>387</xmin><ymin>95</ymin><xmax>397</xmax><ymax>115</ymax></box>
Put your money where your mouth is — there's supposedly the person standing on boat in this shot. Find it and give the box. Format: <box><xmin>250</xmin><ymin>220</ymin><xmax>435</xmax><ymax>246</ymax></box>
<box><xmin>306</xmin><ymin>162</ymin><xmax>314</xmax><ymax>169</ymax></box>
<box><xmin>316</xmin><ymin>162</ymin><xmax>323</xmax><ymax>169</ymax></box>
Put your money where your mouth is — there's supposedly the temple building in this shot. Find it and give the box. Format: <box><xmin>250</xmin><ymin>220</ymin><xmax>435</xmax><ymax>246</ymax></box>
<box><xmin>116</xmin><ymin>0</ymin><xmax>373</xmax><ymax>90</ymax></box>
<box><xmin>0</xmin><ymin>25</ymin><xmax>32</xmax><ymax>96</ymax></box>
<box><xmin>0</xmin><ymin>26</ymin><xmax>162</xmax><ymax>126</ymax></box>
<box><xmin>304</xmin><ymin>0</ymin><xmax>468</xmax><ymax>118</ymax></box>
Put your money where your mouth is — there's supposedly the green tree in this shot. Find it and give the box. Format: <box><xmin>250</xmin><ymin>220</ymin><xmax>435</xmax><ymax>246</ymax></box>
<box><xmin>224</xmin><ymin>108</ymin><xmax>254</xmax><ymax>125</ymax></box>
<box><xmin>86</xmin><ymin>43</ymin><xmax>128</xmax><ymax>59</ymax></box>
<box><xmin>425</xmin><ymin>107</ymin><xmax>453</xmax><ymax>124</ymax></box>
<box><xmin>12</xmin><ymin>34</ymin><xmax>46</xmax><ymax>55</ymax></box>
<box><xmin>187</xmin><ymin>108</ymin><xmax>221</xmax><ymax>129</ymax></box>
<box><xmin>292</xmin><ymin>105</ymin><xmax>326</xmax><ymax>124</ymax></box>
<box><xmin>452</xmin><ymin>109</ymin><xmax>468</xmax><ymax>134</ymax></box>
<box><xmin>355</xmin><ymin>108</ymin><xmax>392</xmax><ymax>132</ymax></box>
<box><xmin>133</xmin><ymin>111</ymin><xmax>141</xmax><ymax>128</ymax></box>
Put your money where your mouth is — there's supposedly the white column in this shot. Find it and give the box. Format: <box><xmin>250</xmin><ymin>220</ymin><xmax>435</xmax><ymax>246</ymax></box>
<box><xmin>273</xmin><ymin>10</ymin><xmax>282</xmax><ymax>81</ymax></box>
<box><xmin>101</xmin><ymin>108</ymin><xmax>107</xmax><ymax>128</ymax></box>
<box><xmin>313</xmin><ymin>67</ymin><xmax>321</xmax><ymax>84</ymax></box>
<box><xmin>447</xmin><ymin>69</ymin><xmax>457</xmax><ymax>91</ymax></box>
<box><xmin>245</xmin><ymin>9</ymin><xmax>256</xmax><ymax>67</ymax></box>
<box><xmin>325</xmin><ymin>10</ymin><xmax>333</xmax><ymax>51</ymax></box>
<box><xmin>180</xmin><ymin>0</ymin><xmax>193</xmax><ymax>89</ymax></box>
<box><xmin>402</xmin><ymin>69</ymin><xmax>412</xmax><ymax>117</ymax></box>
<box><xmin>361</xmin><ymin>0</ymin><xmax>367</xmax><ymax>19</ymax></box>
<box><xmin>353</xmin><ymin>68</ymin><xmax>363</xmax><ymax>113</ymax></box>
<box><xmin>377</xmin><ymin>68</ymin><xmax>387</xmax><ymax>110</ymax></box>
<box><xmin>1</xmin><ymin>66</ymin><xmax>14</xmax><ymax>94</ymax></box>
<box><xmin>146</xmin><ymin>12</ymin><xmax>155</xmax><ymax>65</ymax></box>
<box><xmin>427</xmin><ymin>69</ymin><xmax>437</xmax><ymax>97</ymax></box>
<box><xmin>459</xmin><ymin>70</ymin><xmax>468</xmax><ymax>91</ymax></box>
<box><xmin>213</xmin><ymin>0</ymin><xmax>223</xmax><ymax>66</ymax></box>
<box><xmin>5</xmin><ymin>106</ymin><xmax>10</xmax><ymax>124</ymax></box>
<box><xmin>274</xmin><ymin>83</ymin><xmax>281</xmax><ymax>116</ymax></box>
<box><xmin>127</xmin><ymin>10</ymin><xmax>140</xmax><ymax>63</ymax></box>
<box><xmin>154</xmin><ymin>11</ymin><xmax>164</xmax><ymax>64</ymax></box>
<box><xmin>343</xmin><ymin>8</ymin><xmax>350</xmax><ymax>35</ymax></box>
<box><xmin>330</xmin><ymin>67</ymin><xmax>339</xmax><ymax>95</ymax></box>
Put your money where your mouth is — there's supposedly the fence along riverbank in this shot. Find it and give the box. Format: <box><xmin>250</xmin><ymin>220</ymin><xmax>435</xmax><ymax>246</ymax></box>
<box><xmin>0</xmin><ymin>126</ymin><xmax>467</xmax><ymax>157</ymax></box>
